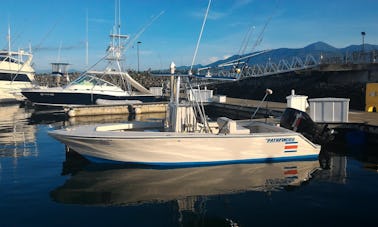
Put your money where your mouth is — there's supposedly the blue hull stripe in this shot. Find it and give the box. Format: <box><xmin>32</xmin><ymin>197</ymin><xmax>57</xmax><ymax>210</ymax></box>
<box><xmin>285</xmin><ymin>176</ymin><xmax>299</xmax><ymax>180</ymax></box>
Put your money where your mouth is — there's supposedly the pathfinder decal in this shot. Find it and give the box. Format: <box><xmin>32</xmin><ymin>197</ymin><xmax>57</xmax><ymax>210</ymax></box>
<box><xmin>266</xmin><ymin>138</ymin><xmax>295</xmax><ymax>143</ymax></box>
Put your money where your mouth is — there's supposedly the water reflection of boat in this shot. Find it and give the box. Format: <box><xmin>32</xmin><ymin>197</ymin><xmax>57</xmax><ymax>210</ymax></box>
<box><xmin>316</xmin><ymin>151</ymin><xmax>348</xmax><ymax>184</ymax></box>
<box><xmin>50</xmin><ymin>159</ymin><xmax>319</xmax><ymax>206</ymax></box>
<box><xmin>0</xmin><ymin>104</ymin><xmax>37</xmax><ymax>157</ymax></box>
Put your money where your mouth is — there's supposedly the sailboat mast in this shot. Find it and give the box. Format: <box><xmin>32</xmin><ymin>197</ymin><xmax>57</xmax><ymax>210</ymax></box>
<box><xmin>189</xmin><ymin>0</ymin><xmax>211</xmax><ymax>74</ymax></box>
<box><xmin>118</xmin><ymin>0</ymin><xmax>121</xmax><ymax>48</ymax></box>
<box><xmin>86</xmin><ymin>9</ymin><xmax>89</xmax><ymax>66</ymax></box>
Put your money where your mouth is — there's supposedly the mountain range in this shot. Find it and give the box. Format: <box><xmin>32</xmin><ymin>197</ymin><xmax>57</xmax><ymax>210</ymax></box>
<box><xmin>176</xmin><ymin>41</ymin><xmax>378</xmax><ymax>71</ymax></box>
<box><xmin>36</xmin><ymin>41</ymin><xmax>378</xmax><ymax>73</ymax></box>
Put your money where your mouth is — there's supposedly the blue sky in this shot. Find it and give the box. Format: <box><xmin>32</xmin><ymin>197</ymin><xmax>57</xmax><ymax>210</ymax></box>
<box><xmin>2</xmin><ymin>0</ymin><xmax>378</xmax><ymax>72</ymax></box>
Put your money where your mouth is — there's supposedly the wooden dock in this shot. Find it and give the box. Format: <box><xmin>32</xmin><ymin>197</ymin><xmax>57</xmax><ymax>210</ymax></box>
<box><xmin>224</xmin><ymin>97</ymin><xmax>377</xmax><ymax>126</ymax></box>
<box><xmin>223</xmin><ymin>97</ymin><xmax>378</xmax><ymax>144</ymax></box>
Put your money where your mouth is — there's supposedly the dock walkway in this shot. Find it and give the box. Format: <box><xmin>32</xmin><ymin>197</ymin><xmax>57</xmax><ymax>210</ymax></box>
<box><xmin>225</xmin><ymin>97</ymin><xmax>287</xmax><ymax>111</ymax></box>
<box><xmin>223</xmin><ymin>97</ymin><xmax>378</xmax><ymax>144</ymax></box>
<box><xmin>225</xmin><ymin>97</ymin><xmax>378</xmax><ymax>126</ymax></box>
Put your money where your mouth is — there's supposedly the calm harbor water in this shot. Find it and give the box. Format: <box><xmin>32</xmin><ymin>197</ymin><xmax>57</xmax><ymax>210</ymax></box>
<box><xmin>0</xmin><ymin>104</ymin><xmax>377</xmax><ymax>226</ymax></box>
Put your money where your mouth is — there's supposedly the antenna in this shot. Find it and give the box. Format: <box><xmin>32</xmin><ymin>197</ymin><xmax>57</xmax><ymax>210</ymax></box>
<box><xmin>7</xmin><ymin>24</ymin><xmax>11</xmax><ymax>54</ymax></box>
<box><xmin>238</xmin><ymin>25</ymin><xmax>255</xmax><ymax>56</ymax></box>
<box><xmin>113</xmin><ymin>0</ymin><xmax>122</xmax><ymax>48</ymax></box>
<box><xmin>251</xmin><ymin>89</ymin><xmax>273</xmax><ymax>119</ymax></box>
<box><xmin>186</xmin><ymin>0</ymin><xmax>212</xmax><ymax>133</ymax></box>
<box><xmin>86</xmin><ymin>9</ymin><xmax>89</xmax><ymax>66</ymax></box>
<box><xmin>57</xmin><ymin>41</ymin><xmax>62</xmax><ymax>62</ymax></box>
<box><xmin>123</xmin><ymin>11</ymin><xmax>164</xmax><ymax>52</ymax></box>
<box><xmin>189</xmin><ymin>0</ymin><xmax>211</xmax><ymax>74</ymax></box>
<box><xmin>250</xmin><ymin>15</ymin><xmax>272</xmax><ymax>53</ymax></box>
<box><xmin>118</xmin><ymin>0</ymin><xmax>121</xmax><ymax>39</ymax></box>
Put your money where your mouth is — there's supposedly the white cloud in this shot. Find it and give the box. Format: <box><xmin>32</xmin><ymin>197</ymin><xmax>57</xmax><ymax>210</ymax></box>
<box><xmin>189</xmin><ymin>0</ymin><xmax>253</xmax><ymax>21</ymax></box>
<box><xmin>202</xmin><ymin>56</ymin><xmax>219</xmax><ymax>64</ymax></box>
<box><xmin>89</xmin><ymin>18</ymin><xmax>112</xmax><ymax>24</ymax></box>
<box><xmin>191</xmin><ymin>10</ymin><xmax>227</xmax><ymax>20</ymax></box>
<box><xmin>232</xmin><ymin>0</ymin><xmax>253</xmax><ymax>10</ymax></box>
<box><xmin>207</xmin><ymin>10</ymin><xmax>228</xmax><ymax>20</ymax></box>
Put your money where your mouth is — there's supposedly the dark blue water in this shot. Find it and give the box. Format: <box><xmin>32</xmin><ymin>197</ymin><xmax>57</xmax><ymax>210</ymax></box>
<box><xmin>0</xmin><ymin>104</ymin><xmax>377</xmax><ymax>226</ymax></box>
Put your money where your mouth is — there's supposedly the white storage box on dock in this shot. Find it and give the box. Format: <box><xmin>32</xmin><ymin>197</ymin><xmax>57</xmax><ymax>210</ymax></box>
<box><xmin>149</xmin><ymin>87</ymin><xmax>163</xmax><ymax>96</ymax></box>
<box><xmin>286</xmin><ymin>91</ymin><xmax>308</xmax><ymax>112</ymax></box>
<box><xmin>308</xmin><ymin>98</ymin><xmax>350</xmax><ymax>123</ymax></box>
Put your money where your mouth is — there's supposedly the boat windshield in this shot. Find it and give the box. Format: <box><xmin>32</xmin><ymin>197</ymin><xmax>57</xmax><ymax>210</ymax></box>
<box><xmin>0</xmin><ymin>73</ymin><xmax>32</xmax><ymax>82</ymax></box>
<box><xmin>67</xmin><ymin>74</ymin><xmax>119</xmax><ymax>88</ymax></box>
<box><xmin>0</xmin><ymin>55</ymin><xmax>22</xmax><ymax>64</ymax></box>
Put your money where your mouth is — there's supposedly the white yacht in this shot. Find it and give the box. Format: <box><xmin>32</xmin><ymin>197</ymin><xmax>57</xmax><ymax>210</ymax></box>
<box><xmin>0</xmin><ymin>48</ymin><xmax>35</xmax><ymax>103</ymax></box>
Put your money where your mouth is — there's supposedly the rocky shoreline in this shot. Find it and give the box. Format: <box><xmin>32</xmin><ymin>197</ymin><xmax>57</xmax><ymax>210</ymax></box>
<box><xmin>35</xmin><ymin>71</ymin><xmax>167</xmax><ymax>88</ymax></box>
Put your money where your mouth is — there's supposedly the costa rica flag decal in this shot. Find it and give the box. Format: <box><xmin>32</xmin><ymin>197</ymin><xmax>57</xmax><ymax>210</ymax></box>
<box><xmin>284</xmin><ymin>141</ymin><xmax>298</xmax><ymax>152</ymax></box>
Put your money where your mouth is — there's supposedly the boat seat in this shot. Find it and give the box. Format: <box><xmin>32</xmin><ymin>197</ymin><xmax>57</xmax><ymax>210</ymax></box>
<box><xmin>96</xmin><ymin>121</ymin><xmax>163</xmax><ymax>132</ymax></box>
<box><xmin>217</xmin><ymin>117</ymin><xmax>250</xmax><ymax>135</ymax></box>
<box><xmin>197</xmin><ymin>121</ymin><xmax>219</xmax><ymax>133</ymax></box>
<box><xmin>96</xmin><ymin>123</ymin><xmax>134</xmax><ymax>131</ymax></box>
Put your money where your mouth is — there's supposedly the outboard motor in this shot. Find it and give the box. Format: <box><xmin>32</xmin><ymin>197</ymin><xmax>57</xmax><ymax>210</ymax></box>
<box><xmin>280</xmin><ymin>108</ymin><xmax>334</xmax><ymax>145</ymax></box>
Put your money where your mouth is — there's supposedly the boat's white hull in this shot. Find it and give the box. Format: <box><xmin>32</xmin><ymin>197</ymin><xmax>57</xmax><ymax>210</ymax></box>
<box><xmin>50</xmin><ymin>125</ymin><xmax>321</xmax><ymax>166</ymax></box>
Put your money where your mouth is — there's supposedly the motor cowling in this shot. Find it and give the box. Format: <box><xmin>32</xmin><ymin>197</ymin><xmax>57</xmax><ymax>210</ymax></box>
<box><xmin>280</xmin><ymin>108</ymin><xmax>334</xmax><ymax>145</ymax></box>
